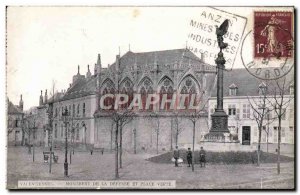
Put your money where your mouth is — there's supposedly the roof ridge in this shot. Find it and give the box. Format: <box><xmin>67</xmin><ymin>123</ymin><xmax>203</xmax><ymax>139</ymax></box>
<box><xmin>133</xmin><ymin>48</ymin><xmax>186</xmax><ymax>54</ymax></box>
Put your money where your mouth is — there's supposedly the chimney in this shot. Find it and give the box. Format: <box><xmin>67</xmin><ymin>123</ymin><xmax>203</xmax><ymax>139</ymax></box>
<box><xmin>44</xmin><ymin>89</ymin><xmax>48</xmax><ymax>104</ymax></box>
<box><xmin>86</xmin><ymin>64</ymin><xmax>92</xmax><ymax>79</ymax></box>
<box><xmin>19</xmin><ymin>94</ymin><xmax>24</xmax><ymax>111</ymax></box>
<box><xmin>39</xmin><ymin>90</ymin><xmax>43</xmax><ymax>106</ymax></box>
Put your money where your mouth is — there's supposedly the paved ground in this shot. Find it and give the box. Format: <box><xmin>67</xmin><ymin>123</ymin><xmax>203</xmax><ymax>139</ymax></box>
<box><xmin>7</xmin><ymin>146</ymin><xmax>295</xmax><ymax>189</ymax></box>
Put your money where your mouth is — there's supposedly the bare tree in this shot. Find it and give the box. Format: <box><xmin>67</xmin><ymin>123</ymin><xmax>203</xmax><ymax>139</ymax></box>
<box><xmin>186</xmin><ymin>111</ymin><xmax>201</xmax><ymax>172</ymax></box>
<box><xmin>119</xmin><ymin>114</ymin><xmax>133</xmax><ymax>168</ymax></box>
<box><xmin>262</xmin><ymin>110</ymin><xmax>276</xmax><ymax>153</ymax></box>
<box><xmin>172</xmin><ymin>112</ymin><xmax>184</xmax><ymax>147</ymax></box>
<box><xmin>247</xmin><ymin>81</ymin><xmax>272</xmax><ymax>166</ymax></box>
<box><xmin>111</xmin><ymin>110</ymin><xmax>134</xmax><ymax>178</ymax></box>
<box><xmin>149</xmin><ymin>112</ymin><xmax>160</xmax><ymax>154</ymax></box>
<box><xmin>267</xmin><ymin>75</ymin><xmax>294</xmax><ymax>174</ymax></box>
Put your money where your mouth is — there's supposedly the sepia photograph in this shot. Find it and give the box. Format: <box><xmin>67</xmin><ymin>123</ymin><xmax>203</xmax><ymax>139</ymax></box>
<box><xmin>5</xmin><ymin>6</ymin><xmax>295</xmax><ymax>190</ymax></box>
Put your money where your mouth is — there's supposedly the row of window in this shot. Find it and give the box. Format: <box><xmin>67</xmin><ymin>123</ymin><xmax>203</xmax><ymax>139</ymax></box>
<box><xmin>228</xmin><ymin>126</ymin><xmax>294</xmax><ymax>141</ymax></box>
<box><xmin>211</xmin><ymin>104</ymin><xmax>293</xmax><ymax>120</ymax></box>
<box><xmin>253</xmin><ymin>126</ymin><xmax>294</xmax><ymax>142</ymax></box>
<box><xmin>55</xmin><ymin>103</ymin><xmax>86</xmax><ymax>117</ymax></box>
<box><xmin>54</xmin><ymin>123</ymin><xmax>80</xmax><ymax>140</ymax></box>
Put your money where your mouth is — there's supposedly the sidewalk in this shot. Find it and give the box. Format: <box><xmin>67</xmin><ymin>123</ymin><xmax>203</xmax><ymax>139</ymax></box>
<box><xmin>7</xmin><ymin>146</ymin><xmax>294</xmax><ymax>189</ymax></box>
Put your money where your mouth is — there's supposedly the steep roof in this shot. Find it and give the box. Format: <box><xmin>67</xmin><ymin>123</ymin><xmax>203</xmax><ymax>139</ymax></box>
<box><xmin>7</xmin><ymin>100</ymin><xmax>23</xmax><ymax>115</ymax></box>
<box><xmin>211</xmin><ymin>68</ymin><xmax>294</xmax><ymax>97</ymax></box>
<box><xmin>60</xmin><ymin>75</ymin><xmax>97</xmax><ymax>101</ymax></box>
<box><xmin>109</xmin><ymin>48</ymin><xmax>206</xmax><ymax>72</ymax></box>
<box><xmin>46</xmin><ymin>92</ymin><xmax>65</xmax><ymax>104</ymax></box>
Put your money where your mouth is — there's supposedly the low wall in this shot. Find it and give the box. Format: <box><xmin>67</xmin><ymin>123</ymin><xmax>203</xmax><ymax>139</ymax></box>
<box><xmin>183</xmin><ymin>142</ymin><xmax>257</xmax><ymax>152</ymax></box>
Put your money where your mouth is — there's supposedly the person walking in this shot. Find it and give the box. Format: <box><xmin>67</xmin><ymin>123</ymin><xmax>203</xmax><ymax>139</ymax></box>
<box><xmin>173</xmin><ymin>146</ymin><xmax>180</xmax><ymax>167</ymax></box>
<box><xmin>199</xmin><ymin>146</ymin><xmax>206</xmax><ymax>167</ymax></box>
<box><xmin>186</xmin><ymin>148</ymin><xmax>192</xmax><ymax>167</ymax></box>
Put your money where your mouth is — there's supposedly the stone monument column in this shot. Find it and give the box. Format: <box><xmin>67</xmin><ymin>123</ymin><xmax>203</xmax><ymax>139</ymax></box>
<box><xmin>204</xmin><ymin>20</ymin><xmax>231</xmax><ymax>142</ymax></box>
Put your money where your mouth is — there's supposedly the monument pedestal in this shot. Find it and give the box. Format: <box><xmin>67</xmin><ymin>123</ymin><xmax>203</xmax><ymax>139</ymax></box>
<box><xmin>204</xmin><ymin>110</ymin><xmax>231</xmax><ymax>142</ymax></box>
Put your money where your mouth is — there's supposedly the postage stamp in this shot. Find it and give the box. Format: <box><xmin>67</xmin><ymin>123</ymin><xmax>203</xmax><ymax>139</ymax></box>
<box><xmin>241</xmin><ymin>10</ymin><xmax>294</xmax><ymax>80</ymax></box>
<box><xmin>254</xmin><ymin>11</ymin><xmax>293</xmax><ymax>59</ymax></box>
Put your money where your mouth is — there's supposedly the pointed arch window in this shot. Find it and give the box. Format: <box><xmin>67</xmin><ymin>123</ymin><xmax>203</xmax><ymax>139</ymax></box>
<box><xmin>159</xmin><ymin>78</ymin><xmax>174</xmax><ymax>111</ymax></box>
<box><xmin>179</xmin><ymin>77</ymin><xmax>199</xmax><ymax>109</ymax></box>
<box><xmin>139</xmin><ymin>77</ymin><xmax>154</xmax><ymax>111</ymax></box>
<box><xmin>119</xmin><ymin>79</ymin><xmax>133</xmax><ymax>109</ymax></box>
<box><xmin>101</xmin><ymin>79</ymin><xmax>116</xmax><ymax>110</ymax></box>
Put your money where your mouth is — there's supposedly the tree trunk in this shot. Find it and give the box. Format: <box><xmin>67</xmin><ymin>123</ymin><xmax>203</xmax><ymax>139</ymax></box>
<box><xmin>156</xmin><ymin>131</ymin><xmax>159</xmax><ymax>154</ymax></box>
<box><xmin>133</xmin><ymin>129</ymin><xmax>137</xmax><ymax>154</ymax></box>
<box><xmin>266</xmin><ymin>134</ymin><xmax>269</xmax><ymax>153</ymax></box>
<box><xmin>176</xmin><ymin>132</ymin><xmax>179</xmax><ymax>147</ymax></box>
<box><xmin>21</xmin><ymin>129</ymin><xmax>25</xmax><ymax>146</ymax></box>
<box><xmin>156</xmin><ymin>119</ymin><xmax>159</xmax><ymax>154</ymax></box>
<box><xmin>192</xmin><ymin>121</ymin><xmax>195</xmax><ymax>172</ymax></box>
<box><xmin>115</xmin><ymin>122</ymin><xmax>119</xmax><ymax>179</ymax></box>
<box><xmin>110</xmin><ymin>123</ymin><xmax>113</xmax><ymax>153</ymax></box>
<box><xmin>119</xmin><ymin>124</ymin><xmax>123</xmax><ymax>169</ymax></box>
<box><xmin>257</xmin><ymin>125</ymin><xmax>262</xmax><ymax>166</ymax></box>
<box><xmin>49</xmin><ymin>131</ymin><xmax>52</xmax><ymax>173</ymax></box>
<box><xmin>277</xmin><ymin>118</ymin><xmax>281</xmax><ymax>175</ymax></box>
<box><xmin>28</xmin><ymin>131</ymin><xmax>31</xmax><ymax>154</ymax></box>
<box><xmin>170</xmin><ymin>119</ymin><xmax>173</xmax><ymax>151</ymax></box>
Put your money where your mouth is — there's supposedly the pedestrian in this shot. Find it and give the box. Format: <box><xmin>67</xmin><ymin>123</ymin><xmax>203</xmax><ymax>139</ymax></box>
<box><xmin>199</xmin><ymin>146</ymin><xmax>206</xmax><ymax>167</ymax></box>
<box><xmin>173</xmin><ymin>146</ymin><xmax>180</xmax><ymax>167</ymax></box>
<box><xmin>186</xmin><ymin>148</ymin><xmax>192</xmax><ymax>167</ymax></box>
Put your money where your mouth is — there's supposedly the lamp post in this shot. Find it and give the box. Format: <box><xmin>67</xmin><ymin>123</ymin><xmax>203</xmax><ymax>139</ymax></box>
<box><xmin>62</xmin><ymin>108</ymin><xmax>69</xmax><ymax>177</ymax></box>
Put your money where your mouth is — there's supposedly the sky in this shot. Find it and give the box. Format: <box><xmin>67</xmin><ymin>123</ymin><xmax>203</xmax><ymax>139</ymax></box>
<box><xmin>6</xmin><ymin>6</ymin><xmax>293</xmax><ymax>110</ymax></box>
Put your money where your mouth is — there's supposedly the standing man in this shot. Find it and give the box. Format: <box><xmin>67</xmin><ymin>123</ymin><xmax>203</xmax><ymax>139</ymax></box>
<box><xmin>186</xmin><ymin>148</ymin><xmax>192</xmax><ymax>167</ymax></box>
<box><xmin>173</xmin><ymin>146</ymin><xmax>180</xmax><ymax>167</ymax></box>
<box><xmin>199</xmin><ymin>146</ymin><xmax>206</xmax><ymax>167</ymax></box>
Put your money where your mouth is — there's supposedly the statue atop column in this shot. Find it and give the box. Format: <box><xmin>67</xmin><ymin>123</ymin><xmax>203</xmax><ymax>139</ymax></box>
<box><xmin>204</xmin><ymin>20</ymin><xmax>232</xmax><ymax>142</ymax></box>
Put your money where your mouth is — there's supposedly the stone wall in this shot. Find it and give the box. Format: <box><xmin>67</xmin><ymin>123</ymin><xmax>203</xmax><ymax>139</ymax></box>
<box><xmin>94</xmin><ymin>115</ymin><xmax>209</xmax><ymax>153</ymax></box>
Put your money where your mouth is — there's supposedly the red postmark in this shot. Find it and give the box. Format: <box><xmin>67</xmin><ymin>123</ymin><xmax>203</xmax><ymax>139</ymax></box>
<box><xmin>254</xmin><ymin>11</ymin><xmax>293</xmax><ymax>59</ymax></box>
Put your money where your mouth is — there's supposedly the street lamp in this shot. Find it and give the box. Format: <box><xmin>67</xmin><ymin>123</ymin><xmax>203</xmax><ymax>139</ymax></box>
<box><xmin>62</xmin><ymin>108</ymin><xmax>70</xmax><ymax>177</ymax></box>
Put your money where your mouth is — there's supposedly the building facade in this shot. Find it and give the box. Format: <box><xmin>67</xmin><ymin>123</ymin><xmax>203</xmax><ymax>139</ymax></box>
<box><xmin>94</xmin><ymin>49</ymin><xmax>217</xmax><ymax>152</ymax></box>
<box><xmin>7</xmin><ymin>96</ymin><xmax>24</xmax><ymax>146</ymax></box>
<box><xmin>42</xmin><ymin>48</ymin><xmax>218</xmax><ymax>152</ymax></box>
<box><xmin>208</xmin><ymin>68</ymin><xmax>295</xmax><ymax>146</ymax></box>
